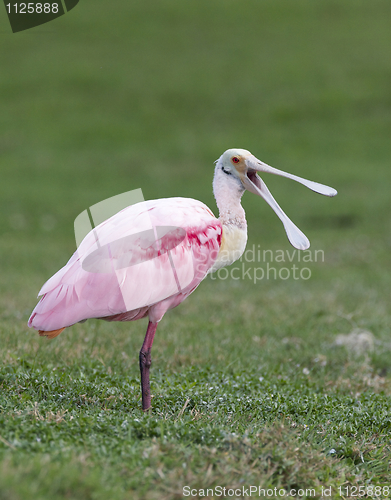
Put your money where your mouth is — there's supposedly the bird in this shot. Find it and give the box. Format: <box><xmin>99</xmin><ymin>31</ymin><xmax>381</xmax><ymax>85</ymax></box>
<box><xmin>28</xmin><ymin>148</ymin><xmax>337</xmax><ymax>411</ymax></box>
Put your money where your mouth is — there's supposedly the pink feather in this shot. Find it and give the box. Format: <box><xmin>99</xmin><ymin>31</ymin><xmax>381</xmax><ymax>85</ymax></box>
<box><xmin>28</xmin><ymin>197</ymin><xmax>222</xmax><ymax>331</ymax></box>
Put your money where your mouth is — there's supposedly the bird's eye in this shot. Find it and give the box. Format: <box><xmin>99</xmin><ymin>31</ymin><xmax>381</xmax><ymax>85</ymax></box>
<box><xmin>232</xmin><ymin>157</ymin><xmax>240</xmax><ymax>164</ymax></box>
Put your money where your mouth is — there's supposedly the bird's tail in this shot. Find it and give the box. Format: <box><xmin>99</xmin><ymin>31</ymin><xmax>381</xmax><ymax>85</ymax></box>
<box><xmin>38</xmin><ymin>328</ymin><xmax>66</xmax><ymax>339</ymax></box>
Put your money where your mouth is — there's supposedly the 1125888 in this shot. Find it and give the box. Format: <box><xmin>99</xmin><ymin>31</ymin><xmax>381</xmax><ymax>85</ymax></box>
<box><xmin>5</xmin><ymin>3</ymin><xmax>59</xmax><ymax>14</ymax></box>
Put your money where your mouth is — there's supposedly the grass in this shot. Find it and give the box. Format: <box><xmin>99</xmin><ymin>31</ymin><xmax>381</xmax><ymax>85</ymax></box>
<box><xmin>0</xmin><ymin>0</ymin><xmax>390</xmax><ymax>498</ymax></box>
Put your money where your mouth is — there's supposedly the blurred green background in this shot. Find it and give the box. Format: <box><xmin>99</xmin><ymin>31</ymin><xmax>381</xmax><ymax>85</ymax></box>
<box><xmin>0</xmin><ymin>0</ymin><xmax>390</xmax><ymax>496</ymax></box>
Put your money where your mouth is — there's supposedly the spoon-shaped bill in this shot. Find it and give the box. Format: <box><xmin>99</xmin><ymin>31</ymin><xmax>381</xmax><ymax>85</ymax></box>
<box><xmin>242</xmin><ymin>173</ymin><xmax>310</xmax><ymax>250</ymax></box>
<box><xmin>249</xmin><ymin>159</ymin><xmax>338</xmax><ymax>197</ymax></box>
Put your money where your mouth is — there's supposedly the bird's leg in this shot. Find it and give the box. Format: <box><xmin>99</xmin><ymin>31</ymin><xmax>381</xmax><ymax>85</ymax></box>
<box><xmin>139</xmin><ymin>321</ymin><xmax>158</xmax><ymax>411</ymax></box>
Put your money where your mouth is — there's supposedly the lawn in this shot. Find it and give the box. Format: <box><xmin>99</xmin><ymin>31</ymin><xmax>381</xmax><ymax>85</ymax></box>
<box><xmin>0</xmin><ymin>0</ymin><xmax>390</xmax><ymax>498</ymax></box>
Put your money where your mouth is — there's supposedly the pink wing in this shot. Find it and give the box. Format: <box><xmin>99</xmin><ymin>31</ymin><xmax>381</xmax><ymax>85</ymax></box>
<box><xmin>28</xmin><ymin>197</ymin><xmax>222</xmax><ymax>331</ymax></box>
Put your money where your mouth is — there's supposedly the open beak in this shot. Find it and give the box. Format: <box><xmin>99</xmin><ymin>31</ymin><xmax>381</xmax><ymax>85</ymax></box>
<box><xmin>241</xmin><ymin>156</ymin><xmax>337</xmax><ymax>250</ymax></box>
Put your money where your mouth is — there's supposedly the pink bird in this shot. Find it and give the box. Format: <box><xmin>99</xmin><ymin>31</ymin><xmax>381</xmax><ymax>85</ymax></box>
<box><xmin>28</xmin><ymin>149</ymin><xmax>337</xmax><ymax>410</ymax></box>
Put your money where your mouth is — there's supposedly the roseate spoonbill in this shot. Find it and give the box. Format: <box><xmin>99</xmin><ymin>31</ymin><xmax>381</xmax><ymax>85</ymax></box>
<box><xmin>28</xmin><ymin>149</ymin><xmax>337</xmax><ymax>410</ymax></box>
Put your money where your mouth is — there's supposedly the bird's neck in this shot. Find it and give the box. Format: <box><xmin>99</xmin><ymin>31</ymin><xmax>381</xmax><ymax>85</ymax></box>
<box><xmin>213</xmin><ymin>176</ymin><xmax>247</xmax><ymax>230</ymax></box>
<box><xmin>210</xmin><ymin>167</ymin><xmax>248</xmax><ymax>272</ymax></box>
<box><xmin>209</xmin><ymin>176</ymin><xmax>248</xmax><ymax>272</ymax></box>
<box><xmin>210</xmin><ymin>183</ymin><xmax>248</xmax><ymax>272</ymax></box>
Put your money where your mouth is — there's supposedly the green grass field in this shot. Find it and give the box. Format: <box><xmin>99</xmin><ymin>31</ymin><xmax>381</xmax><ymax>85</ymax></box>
<box><xmin>0</xmin><ymin>1</ymin><xmax>390</xmax><ymax>498</ymax></box>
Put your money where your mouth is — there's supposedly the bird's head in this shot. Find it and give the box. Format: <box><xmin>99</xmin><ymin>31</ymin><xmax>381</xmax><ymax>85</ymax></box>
<box><xmin>215</xmin><ymin>148</ymin><xmax>337</xmax><ymax>250</ymax></box>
